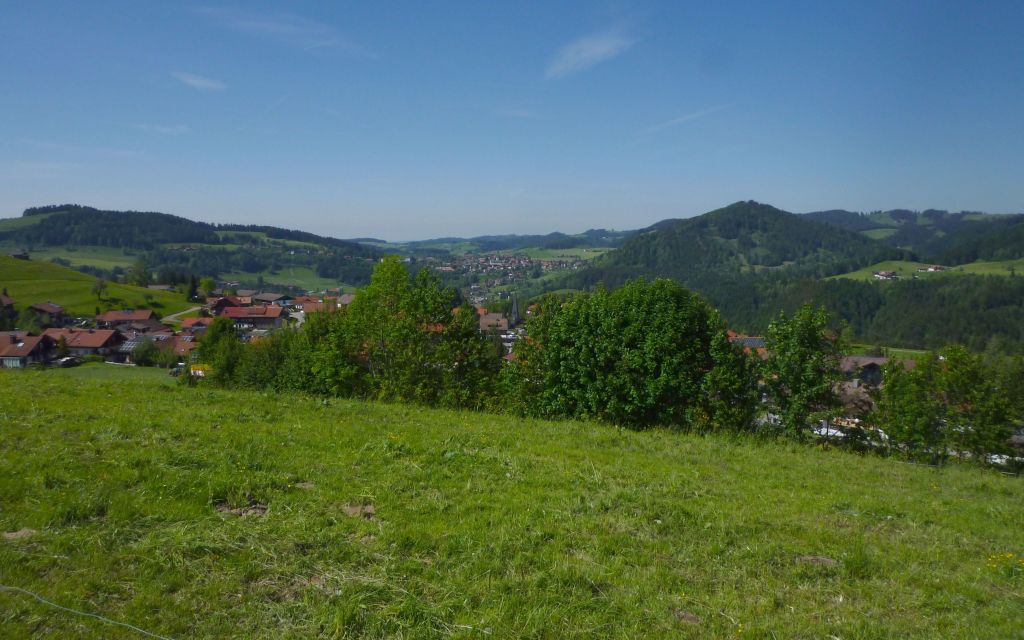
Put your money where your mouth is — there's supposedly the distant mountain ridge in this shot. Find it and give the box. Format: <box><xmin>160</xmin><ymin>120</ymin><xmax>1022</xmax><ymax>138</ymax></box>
<box><xmin>9</xmin><ymin>204</ymin><xmax>373</xmax><ymax>252</ymax></box>
<box><xmin>804</xmin><ymin>208</ymin><xmax>1024</xmax><ymax>263</ymax></box>
<box><xmin>574</xmin><ymin>201</ymin><xmax>908</xmax><ymax>289</ymax></box>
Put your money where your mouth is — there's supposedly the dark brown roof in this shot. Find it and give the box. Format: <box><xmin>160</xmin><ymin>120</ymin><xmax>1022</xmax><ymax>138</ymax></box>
<box><xmin>253</xmin><ymin>292</ymin><xmax>288</xmax><ymax>303</ymax></box>
<box><xmin>0</xmin><ymin>294</ymin><xmax>14</xmax><ymax>307</ymax></box>
<box><xmin>30</xmin><ymin>302</ymin><xmax>64</xmax><ymax>314</ymax></box>
<box><xmin>96</xmin><ymin>309</ymin><xmax>155</xmax><ymax>322</ymax></box>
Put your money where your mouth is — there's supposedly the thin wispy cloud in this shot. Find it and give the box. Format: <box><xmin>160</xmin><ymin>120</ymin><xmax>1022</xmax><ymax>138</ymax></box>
<box><xmin>194</xmin><ymin>7</ymin><xmax>371</xmax><ymax>55</ymax></box>
<box><xmin>546</xmin><ymin>31</ymin><xmax>634</xmax><ymax>79</ymax></box>
<box><xmin>130</xmin><ymin>123</ymin><xmax>190</xmax><ymax>136</ymax></box>
<box><xmin>172</xmin><ymin>71</ymin><xmax>226</xmax><ymax>92</ymax></box>
<box><xmin>639</xmin><ymin>104</ymin><xmax>734</xmax><ymax>135</ymax></box>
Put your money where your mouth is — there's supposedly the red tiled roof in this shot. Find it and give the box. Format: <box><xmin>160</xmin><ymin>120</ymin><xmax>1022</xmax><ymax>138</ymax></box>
<box><xmin>219</xmin><ymin>305</ymin><xmax>285</xmax><ymax>319</ymax></box>
<box><xmin>165</xmin><ymin>335</ymin><xmax>197</xmax><ymax>356</ymax></box>
<box><xmin>96</xmin><ymin>309</ymin><xmax>154</xmax><ymax>322</ymax></box>
<box><xmin>181</xmin><ymin>317</ymin><xmax>215</xmax><ymax>329</ymax></box>
<box><xmin>0</xmin><ymin>335</ymin><xmax>45</xmax><ymax>358</ymax></box>
<box><xmin>42</xmin><ymin>328</ymin><xmax>120</xmax><ymax>349</ymax></box>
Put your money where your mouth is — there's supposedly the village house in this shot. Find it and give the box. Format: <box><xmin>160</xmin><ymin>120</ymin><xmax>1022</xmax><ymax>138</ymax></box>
<box><xmin>841</xmin><ymin>355</ymin><xmax>917</xmax><ymax>388</ymax></box>
<box><xmin>95</xmin><ymin>309</ymin><xmax>156</xmax><ymax>329</ymax></box>
<box><xmin>42</xmin><ymin>328</ymin><xmax>122</xmax><ymax>358</ymax></box>
<box><xmin>0</xmin><ymin>332</ymin><xmax>51</xmax><ymax>368</ymax></box>
<box><xmin>479</xmin><ymin>312</ymin><xmax>509</xmax><ymax>332</ymax></box>
<box><xmin>219</xmin><ymin>305</ymin><xmax>286</xmax><ymax>330</ymax></box>
<box><xmin>873</xmin><ymin>271</ymin><xmax>898</xmax><ymax>280</ymax></box>
<box><xmin>117</xmin><ymin>333</ymin><xmax>196</xmax><ymax>364</ymax></box>
<box><xmin>181</xmin><ymin>317</ymin><xmax>215</xmax><ymax>333</ymax></box>
<box><xmin>253</xmin><ymin>292</ymin><xmax>292</xmax><ymax>306</ymax></box>
<box><xmin>207</xmin><ymin>296</ymin><xmax>245</xmax><ymax>316</ymax></box>
<box><xmin>29</xmin><ymin>302</ymin><xmax>66</xmax><ymax>327</ymax></box>
<box><xmin>727</xmin><ymin>331</ymin><xmax>768</xmax><ymax>358</ymax></box>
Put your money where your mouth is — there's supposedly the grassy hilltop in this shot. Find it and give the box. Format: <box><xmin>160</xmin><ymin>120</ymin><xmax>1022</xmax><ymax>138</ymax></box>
<box><xmin>1</xmin><ymin>367</ymin><xmax>1021</xmax><ymax>638</ymax></box>
<box><xmin>0</xmin><ymin>256</ymin><xmax>193</xmax><ymax>317</ymax></box>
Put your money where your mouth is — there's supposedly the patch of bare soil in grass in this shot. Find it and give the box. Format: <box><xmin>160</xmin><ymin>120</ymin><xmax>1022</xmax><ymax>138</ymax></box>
<box><xmin>215</xmin><ymin>500</ymin><xmax>268</xmax><ymax>518</ymax></box>
<box><xmin>342</xmin><ymin>503</ymin><xmax>376</xmax><ymax>519</ymax></box>
<box><xmin>3</xmin><ymin>528</ymin><xmax>37</xmax><ymax>541</ymax></box>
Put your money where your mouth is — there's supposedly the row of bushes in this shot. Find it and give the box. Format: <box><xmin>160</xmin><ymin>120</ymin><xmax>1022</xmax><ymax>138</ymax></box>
<box><xmin>194</xmin><ymin>257</ymin><xmax>1024</xmax><ymax>466</ymax></box>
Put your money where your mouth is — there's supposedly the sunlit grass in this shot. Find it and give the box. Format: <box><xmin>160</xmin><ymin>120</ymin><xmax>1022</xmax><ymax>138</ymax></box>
<box><xmin>0</xmin><ymin>369</ymin><xmax>1021</xmax><ymax>638</ymax></box>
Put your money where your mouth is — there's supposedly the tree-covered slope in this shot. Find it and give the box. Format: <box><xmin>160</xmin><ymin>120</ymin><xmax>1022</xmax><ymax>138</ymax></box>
<box><xmin>804</xmin><ymin>208</ymin><xmax>1024</xmax><ymax>264</ymax></box>
<box><xmin>574</xmin><ymin>201</ymin><xmax>905</xmax><ymax>290</ymax></box>
<box><xmin>0</xmin><ymin>205</ymin><xmax>384</xmax><ymax>287</ymax></box>
<box><xmin>2</xmin><ymin>204</ymin><xmax>375</xmax><ymax>254</ymax></box>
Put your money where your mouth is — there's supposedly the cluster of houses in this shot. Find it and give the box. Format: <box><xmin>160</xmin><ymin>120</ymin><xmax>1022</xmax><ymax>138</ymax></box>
<box><xmin>874</xmin><ymin>265</ymin><xmax>947</xmax><ymax>280</ymax></box>
<box><xmin>0</xmin><ymin>299</ymin><xmax>201</xmax><ymax>369</ymax></box>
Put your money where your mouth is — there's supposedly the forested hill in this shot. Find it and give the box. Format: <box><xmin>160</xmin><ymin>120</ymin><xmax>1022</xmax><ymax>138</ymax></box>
<box><xmin>5</xmin><ymin>204</ymin><xmax>376</xmax><ymax>254</ymax></box>
<box><xmin>572</xmin><ymin>201</ymin><xmax>906</xmax><ymax>290</ymax></box>
<box><xmin>804</xmin><ymin>208</ymin><xmax>1024</xmax><ymax>263</ymax></box>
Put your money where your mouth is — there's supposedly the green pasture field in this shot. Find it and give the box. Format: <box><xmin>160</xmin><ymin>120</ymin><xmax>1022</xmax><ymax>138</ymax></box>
<box><xmin>0</xmin><ymin>371</ymin><xmax>1021</xmax><ymax>638</ymax></box>
<box><xmin>220</xmin><ymin>267</ymin><xmax>344</xmax><ymax>292</ymax></box>
<box><xmin>0</xmin><ymin>256</ymin><xmax>193</xmax><ymax>318</ymax></box>
<box><xmin>829</xmin><ymin>259</ymin><xmax>1024</xmax><ymax>282</ymax></box>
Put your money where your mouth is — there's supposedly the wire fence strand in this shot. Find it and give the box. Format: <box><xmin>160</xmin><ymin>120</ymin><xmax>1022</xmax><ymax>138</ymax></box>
<box><xmin>0</xmin><ymin>584</ymin><xmax>177</xmax><ymax>640</ymax></box>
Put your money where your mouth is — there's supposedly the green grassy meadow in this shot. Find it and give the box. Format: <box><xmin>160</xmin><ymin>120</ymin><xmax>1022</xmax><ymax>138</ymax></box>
<box><xmin>0</xmin><ymin>256</ymin><xmax>193</xmax><ymax>318</ymax></box>
<box><xmin>513</xmin><ymin>247</ymin><xmax>610</xmax><ymax>261</ymax></box>
<box><xmin>847</xmin><ymin>343</ymin><xmax>930</xmax><ymax>360</ymax></box>
<box><xmin>830</xmin><ymin>258</ymin><xmax>1024</xmax><ymax>282</ymax></box>
<box><xmin>220</xmin><ymin>267</ymin><xmax>344</xmax><ymax>292</ymax></box>
<box><xmin>0</xmin><ymin>370</ymin><xmax>1021</xmax><ymax>638</ymax></box>
<box><xmin>0</xmin><ymin>244</ymin><xmax>137</xmax><ymax>270</ymax></box>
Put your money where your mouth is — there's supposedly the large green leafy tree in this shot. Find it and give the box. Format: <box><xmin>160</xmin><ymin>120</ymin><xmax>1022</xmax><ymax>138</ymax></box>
<box><xmin>874</xmin><ymin>346</ymin><xmax>1014</xmax><ymax>465</ymax></box>
<box><xmin>346</xmin><ymin>256</ymin><xmax>502</xmax><ymax>407</ymax></box>
<box><xmin>762</xmin><ymin>305</ymin><xmax>844</xmax><ymax>439</ymax></box>
<box><xmin>509</xmin><ymin>279</ymin><xmax>755</xmax><ymax>429</ymax></box>
<box><xmin>195</xmin><ymin>316</ymin><xmax>243</xmax><ymax>385</ymax></box>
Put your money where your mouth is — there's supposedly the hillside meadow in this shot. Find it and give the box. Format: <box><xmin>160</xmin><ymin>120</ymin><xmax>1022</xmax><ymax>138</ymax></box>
<box><xmin>0</xmin><ymin>256</ymin><xmax>193</xmax><ymax>318</ymax></box>
<box><xmin>829</xmin><ymin>259</ymin><xmax>1024</xmax><ymax>282</ymax></box>
<box><xmin>0</xmin><ymin>366</ymin><xmax>1021</xmax><ymax>638</ymax></box>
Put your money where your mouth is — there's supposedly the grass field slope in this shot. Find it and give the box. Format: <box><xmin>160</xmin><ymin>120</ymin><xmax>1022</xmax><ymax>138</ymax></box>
<box><xmin>0</xmin><ymin>256</ymin><xmax>193</xmax><ymax>317</ymax></box>
<box><xmin>829</xmin><ymin>258</ymin><xmax>1024</xmax><ymax>282</ymax></box>
<box><xmin>1</xmin><ymin>368</ymin><xmax>1021</xmax><ymax>638</ymax></box>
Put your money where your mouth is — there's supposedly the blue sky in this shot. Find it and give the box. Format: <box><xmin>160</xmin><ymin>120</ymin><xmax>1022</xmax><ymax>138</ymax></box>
<box><xmin>2</xmin><ymin>1</ymin><xmax>1022</xmax><ymax>240</ymax></box>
